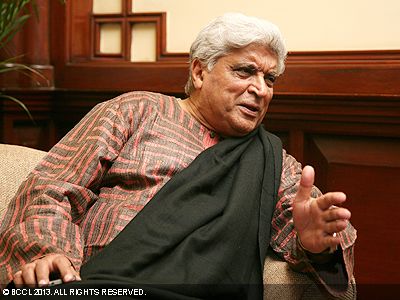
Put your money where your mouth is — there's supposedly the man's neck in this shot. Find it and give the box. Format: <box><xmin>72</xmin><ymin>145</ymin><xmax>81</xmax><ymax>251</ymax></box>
<box><xmin>178</xmin><ymin>96</ymin><xmax>214</xmax><ymax>133</ymax></box>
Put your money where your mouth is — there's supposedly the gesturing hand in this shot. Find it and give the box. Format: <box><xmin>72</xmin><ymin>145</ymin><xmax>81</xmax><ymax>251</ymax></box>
<box><xmin>293</xmin><ymin>166</ymin><xmax>351</xmax><ymax>254</ymax></box>
<box><xmin>12</xmin><ymin>253</ymin><xmax>81</xmax><ymax>288</ymax></box>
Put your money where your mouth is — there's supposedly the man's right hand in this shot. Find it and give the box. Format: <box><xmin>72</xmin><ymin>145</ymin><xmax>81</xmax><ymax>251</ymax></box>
<box><xmin>12</xmin><ymin>254</ymin><xmax>81</xmax><ymax>287</ymax></box>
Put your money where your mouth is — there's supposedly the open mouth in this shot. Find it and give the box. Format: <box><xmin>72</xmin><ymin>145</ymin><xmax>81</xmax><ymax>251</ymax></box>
<box><xmin>239</xmin><ymin>103</ymin><xmax>259</xmax><ymax>115</ymax></box>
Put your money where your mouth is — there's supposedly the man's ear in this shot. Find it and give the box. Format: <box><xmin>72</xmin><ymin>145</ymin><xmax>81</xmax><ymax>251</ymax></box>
<box><xmin>191</xmin><ymin>59</ymin><xmax>206</xmax><ymax>89</ymax></box>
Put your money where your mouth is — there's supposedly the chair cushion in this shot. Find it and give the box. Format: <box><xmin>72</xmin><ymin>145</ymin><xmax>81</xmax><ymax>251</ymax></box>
<box><xmin>0</xmin><ymin>144</ymin><xmax>46</xmax><ymax>219</ymax></box>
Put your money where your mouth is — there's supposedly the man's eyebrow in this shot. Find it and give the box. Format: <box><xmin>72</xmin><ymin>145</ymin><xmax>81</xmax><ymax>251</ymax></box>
<box><xmin>232</xmin><ymin>63</ymin><xmax>278</xmax><ymax>75</ymax></box>
<box><xmin>231</xmin><ymin>63</ymin><xmax>257</xmax><ymax>69</ymax></box>
<box><xmin>268</xmin><ymin>70</ymin><xmax>279</xmax><ymax>77</ymax></box>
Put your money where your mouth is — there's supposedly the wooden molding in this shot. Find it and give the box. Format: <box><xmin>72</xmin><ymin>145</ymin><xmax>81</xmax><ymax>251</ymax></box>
<box><xmin>92</xmin><ymin>18</ymin><xmax>125</xmax><ymax>59</ymax></box>
<box><xmin>265</xmin><ymin>93</ymin><xmax>400</xmax><ymax>142</ymax></box>
<box><xmin>0</xmin><ymin>64</ymin><xmax>54</xmax><ymax>89</ymax></box>
<box><xmin>51</xmin><ymin>51</ymin><xmax>400</xmax><ymax>97</ymax></box>
<box><xmin>276</xmin><ymin>50</ymin><xmax>400</xmax><ymax>96</ymax></box>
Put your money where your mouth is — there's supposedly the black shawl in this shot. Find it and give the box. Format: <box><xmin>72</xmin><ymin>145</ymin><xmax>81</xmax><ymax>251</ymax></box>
<box><xmin>69</xmin><ymin>127</ymin><xmax>282</xmax><ymax>299</ymax></box>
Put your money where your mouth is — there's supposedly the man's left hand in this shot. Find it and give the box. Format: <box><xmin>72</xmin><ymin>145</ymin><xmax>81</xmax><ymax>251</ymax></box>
<box><xmin>292</xmin><ymin>166</ymin><xmax>351</xmax><ymax>254</ymax></box>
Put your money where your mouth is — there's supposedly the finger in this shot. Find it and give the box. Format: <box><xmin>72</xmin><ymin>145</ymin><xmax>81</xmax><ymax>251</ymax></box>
<box><xmin>323</xmin><ymin>207</ymin><xmax>351</xmax><ymax>222</ymax></box>
<box><xmin>296</xmin><ymin>165</ymin><xmax>315</xmax><ymax>203</ymax></box>
<box><xmin>35</xmin><ymin>260</ymin><xmax>51</xmax><ymax>287</ymax></box>
<box><xmin>324</xmin><ymin>233</ymin><xmax>342</xmax><ymax>251</ymax></box>
<box><xmin>20</xmin><ymin>263</ymin><xmax>37</xmax><ymax>288</ymax></box>
<box><xmin>13</xmin><ymin>271</ymin><xmax>24</xmax><ymax>287</ymax></box>
<box><xmin>318</xmin><ymin>192</ymin><xmax>347</xmax><ymax>211</ymax></box>
<box><xmin>53</xmin><ymin>256</ymin><xmax>80</xmax><ymax>283</ymax></box>
<box><xmin>325</xmin><ymin>219</ymin><xmax>349</xmax><ymax>235</ymax></box>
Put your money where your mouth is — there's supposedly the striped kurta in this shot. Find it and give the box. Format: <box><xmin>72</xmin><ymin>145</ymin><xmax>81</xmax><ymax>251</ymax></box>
<box><xmin>0</xmin><ymin>91</ymin><xmax>356</xmax><ymax>295</ymax></box>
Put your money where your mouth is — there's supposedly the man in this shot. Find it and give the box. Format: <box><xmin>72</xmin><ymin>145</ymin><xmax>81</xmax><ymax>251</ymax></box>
<box><xmin>0</xmin><ymin>13</ymin><xmax>356</xmax><ymax>299</ymax></box>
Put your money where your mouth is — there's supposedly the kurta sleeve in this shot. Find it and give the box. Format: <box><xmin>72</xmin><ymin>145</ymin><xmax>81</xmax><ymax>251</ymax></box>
<box><xmin>270</xmin><ymin>149</ymin><xmax>357</xmax><ymax>296</ymax></box>
<box><xmin>0</xmin><ymin>96</ymin><xmax>134</xmax><ymax>286</ymax></box>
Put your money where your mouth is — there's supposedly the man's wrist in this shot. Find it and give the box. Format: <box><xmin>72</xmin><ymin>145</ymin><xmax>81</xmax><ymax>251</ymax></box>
<box><xmin>296</xmin><ymin>235</ymin><xmax>336</xmax><ymax>264</ymax></box>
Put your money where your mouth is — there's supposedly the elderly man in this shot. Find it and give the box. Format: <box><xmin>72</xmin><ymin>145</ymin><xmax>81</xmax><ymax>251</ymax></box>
<box><xmin>0</xmin><ymin>13</ymin><xmax>356</xmax><ymax>299</ymax></box>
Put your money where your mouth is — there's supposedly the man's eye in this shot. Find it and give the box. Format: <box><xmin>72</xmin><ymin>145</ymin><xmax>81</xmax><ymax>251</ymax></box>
<box><xmin>234</xmin><ymin>67</ymin><xmax>254</xmax><ymax>77</ymax></box>
<box><xmin>265</xmin><ymin>74</ymin><xmax>277</xmax><ymax>86</ymax></box>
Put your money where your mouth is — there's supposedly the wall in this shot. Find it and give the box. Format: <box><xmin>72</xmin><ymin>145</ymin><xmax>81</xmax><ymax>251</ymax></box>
<box><xmin>133</xmin><ymin>0</ymin><xmax>400</xmax><ymax>52</ymax></box>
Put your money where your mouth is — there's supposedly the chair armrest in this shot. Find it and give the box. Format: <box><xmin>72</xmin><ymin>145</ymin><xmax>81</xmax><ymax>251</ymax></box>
<box><xmin>0</xmin><ymin>144</ymin><xmax>46</xmax><ymax>219</ymax></box>
<box><xmin>263</xmin><ymin>249</ymin><xmax>356</xmax><ymax>300</ymax></box>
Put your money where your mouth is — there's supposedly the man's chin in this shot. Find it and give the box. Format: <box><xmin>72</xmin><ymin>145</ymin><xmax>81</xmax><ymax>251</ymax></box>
<box><xmin>226</xmin><ymin>125</ymin><xmax>259</xmax><ymax>137</ymax></box>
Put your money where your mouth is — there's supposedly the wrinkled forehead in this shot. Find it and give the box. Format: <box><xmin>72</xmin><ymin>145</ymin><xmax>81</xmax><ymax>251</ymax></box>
<box><xmin>218</xmin><ymin>44</ymin><xmax>279</xmax><ymax>71</ymax></box>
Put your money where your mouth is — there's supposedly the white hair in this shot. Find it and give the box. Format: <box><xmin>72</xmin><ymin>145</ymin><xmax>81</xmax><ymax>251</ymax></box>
<box><xmin>184</xmin><ymin>13</ymin><xmax>288</xmax><ymax>95</ymax></box>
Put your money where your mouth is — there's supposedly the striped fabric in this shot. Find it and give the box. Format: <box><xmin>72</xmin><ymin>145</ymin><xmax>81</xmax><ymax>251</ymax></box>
<box><xmin>0</xmin><ymin>91</ymin><xmax>355</xmax><ymax>295</ymax></box>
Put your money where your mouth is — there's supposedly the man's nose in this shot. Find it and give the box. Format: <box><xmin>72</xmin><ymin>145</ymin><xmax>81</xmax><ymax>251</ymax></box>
<box><xmin>249</xmin><ymin>75</ymin><xmax>269</xmax><ymax>97</ymax></box>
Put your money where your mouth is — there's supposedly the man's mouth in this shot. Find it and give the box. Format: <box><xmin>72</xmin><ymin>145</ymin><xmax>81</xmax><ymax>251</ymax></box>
<box><xmin>238</xmin><ymin>103</ymin><xmax>260</xmax><ymax>116</ymax></box>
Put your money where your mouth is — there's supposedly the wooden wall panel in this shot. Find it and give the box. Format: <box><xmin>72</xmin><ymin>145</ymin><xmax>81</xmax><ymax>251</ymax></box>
<box><xmin>0</xmin><ymin>90</ymin><xmax>55</xmax><ymax>151</ymax></box>
<box><xmin>0</xmin><ymin>0</ymin><xmax>53</xmax><ymax>89</ymax></box>
<box><xmin>278</xmin><ymin>51</ymin><xmax>400</xmax><ymax>96</ymax></box>
<box><xmin>263</xmin><ymin>94</ymin><xmax>400</xmax><ymax>299</ymax></box>
<box><xmin>304</xmin><ymin>135</ymin><xmax>400</xmax><ymax>298</ymax></box>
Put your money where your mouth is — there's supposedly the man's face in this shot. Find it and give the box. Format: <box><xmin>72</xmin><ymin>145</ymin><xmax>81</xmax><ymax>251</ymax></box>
<box><xmin>192</xmin><ymin>44</ymin><xmax>278</xmax><ymax>137</ymax></box>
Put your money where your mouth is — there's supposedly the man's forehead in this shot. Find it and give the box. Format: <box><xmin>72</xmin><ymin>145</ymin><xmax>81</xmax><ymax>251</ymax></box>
<box><xmin>223</xmin><ymin>46</ymin><xmax>278</xmax><ymax>71</ymax></box>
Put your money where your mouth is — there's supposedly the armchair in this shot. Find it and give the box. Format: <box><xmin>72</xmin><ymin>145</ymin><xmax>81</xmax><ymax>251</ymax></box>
<box><xmin>0</xmin><ymin>143</ymin><xmax>355</xmax><ymax>299</ymax></box>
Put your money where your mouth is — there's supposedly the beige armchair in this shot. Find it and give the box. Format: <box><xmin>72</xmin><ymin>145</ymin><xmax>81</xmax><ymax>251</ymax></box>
<box><xmin>0</xmin><ymin>143</ymin><xmax>355</xmax><ymax>299</ymax></box>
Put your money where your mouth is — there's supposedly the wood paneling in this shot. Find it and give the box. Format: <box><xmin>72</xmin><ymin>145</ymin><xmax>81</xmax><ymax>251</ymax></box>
<box><xmin>263</xmin><ymin>107</ymin><xmax>400</xmax><ymax>299</ymax></box>
<box><xmin>278</xmin><ymin>51</ymin><xmax>400</xmax><ymax>96</ymax></box>
<box><xmin>304</xmin><ymin>136</ymin><xmax>400</xmax><ymax>285</ymax></box>
<box><xmin>50</xmin><ymin>0</ymin><xmax>187</xmax><ymax>92</ymax></box>
<box><xmin>0</xmin><ymin>0</ymin><xmax>53</xmax><ymax>89</ymax></box>
<box><xmin>0</xmin><ymin>90</ymin><xmax>55</xmax><ymax>151</ymax></box>
<box><xmin>264</xmin><ymin>93</ymin><xmax>400</xmax><ymax>164</ymax></box>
